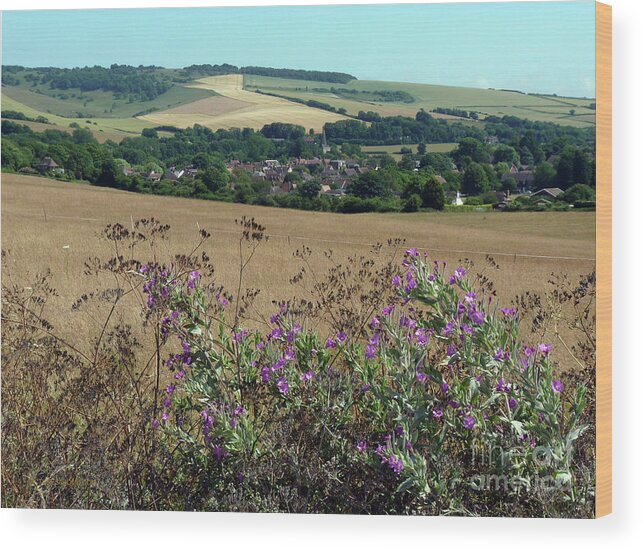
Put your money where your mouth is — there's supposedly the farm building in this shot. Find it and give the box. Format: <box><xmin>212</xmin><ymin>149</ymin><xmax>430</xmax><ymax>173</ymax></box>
<box><xmin>532</xmin><ymin>187</ymin><xmax>565</xmax><ymax>199</ymax></box>
<box><xmin>37</xmin><ymin>157</ymin><xmax>64</xmax><ymax>174</ymax></box>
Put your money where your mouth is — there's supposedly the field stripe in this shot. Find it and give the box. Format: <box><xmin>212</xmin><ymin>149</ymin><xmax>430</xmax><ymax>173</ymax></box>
<box><xmin>205</xmin><ymin>227</ymin><xmax>596</xmax><ymax>263</ymax></box>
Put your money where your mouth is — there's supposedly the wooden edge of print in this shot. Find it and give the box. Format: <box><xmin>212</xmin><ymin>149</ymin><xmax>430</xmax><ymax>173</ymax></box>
<box><xmin>595</xmin><ymin>1</ymin><xmax>612</xmax><ymax>519</ymax></box>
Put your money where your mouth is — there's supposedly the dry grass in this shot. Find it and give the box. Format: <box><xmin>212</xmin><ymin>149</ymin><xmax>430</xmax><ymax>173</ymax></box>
<box><xmin>2</xmin><ymin>173</ymin><xmax>595</xmax><ymax>367</ymax></box>
<box><xmin>139</xmin><ymin>74</ymin><xmax>350</xmax><ymax>132</ymax></box>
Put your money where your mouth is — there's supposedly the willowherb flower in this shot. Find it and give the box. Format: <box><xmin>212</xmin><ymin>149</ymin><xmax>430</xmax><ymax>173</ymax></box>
<box><xmin>335</xmin><ymin>331</ymin><xmax>348</xmax><ymax>345</ymax></box>
<box><xmin>382</xmin><ymin>304</ymin><xmax>395</xmax><ymax>317</ymax></box>
<box><xmin>552</xmin><ymin>379</ymin><xmax>564</xmax><ymax>393</ymax></box>
<box><xmin>300</xmin><ymin>370</ymin><xmax>315</xmax><ymax>383</ymax></box>
<box><xmin>524</xmin><ymin>346</ymin><xmax>536</xmax><ymax>357</ymax></box>
<box><xmin>394</xmin><ymin>425</ymin><xmax>404</xmax><ymax>437</ymax></box>
<box><xmin>416</xmin><ymin>370</ymin><xmax>428</xmax><ymax>383</ymax></box>
<box><xmin>260</xmin><ymin>367</ymin><xmax>271</xmax><ymax>383</ymax></box>
<box><xmin>508</xmin><ymin>397</ymin><xmax>518</xmax><ymax>410</ymax></box>
<box><xmin>470</xmin><ymin>309</ymin><xmax>485</xmax><ymax>326</ymax></box>
<box><xmin>284</xmin><ymin>346</ymin><xmax>296</xmax><ymax>362</ymax></box>
<box><xmin>405</xmin><ymin>247</ymin><xmax>419</xmax><ymax>257</ymax></box>
<box><xmin>446</xmin><ymin>344</ymin><xmax>457</xmax><ymax>357</ymax></box>
<box><xmin>387</xmin><ymin>455</ymin><xmax>404</xmax><ymax>475</ymax></box>
<box><xmin>500</xmin><ymin>307</ymin><xmax>517</xmax><ymax>317</ymax></box>
<box><xmin>539</xmin><ymin>343</ymin><xmax>553</xmax><ymax>355</ymax></box>
<box><xmin>392</xmin><ymin>275</ymin><xmax>402</xmax><ymax>287</ymax></box>
<box><xmin>463</xmin><ymin>415</ymin><xmax>476</xmax><ymax>430</ymax></box>
<box><xmin>151</xmin><ymin>419</ymin><xmax>160</xmax><ymax>429</ymax></box>
<box><xmin>365</xmin><ymin>344</ymin><xmax>376</xmax><ymax>360</ymax></box>
<box><xmin>212</xmin><ymin>444</ymin><xmax>227</xmax><ymax>461</ymax></box>
<box><xmin>415</xmin><ymin>328</ymin><xmax>429</xmax><ymax>346</ymax></box>
<box><xmin>187</xmin><ymin>270</ymin><xmax>199</xmax><ymax>289</ymax></box>
<box><xmin>271</xmin><ymin>357</ymin><xmax>286</xmax><ymax>372</ymax></box>
<box><xmin>276</xmin><ymin>377</ymin><xmax>289</xmax><ymax>395</ymax></box>
<box><xmin>442</xmin><ymin>321</ymin><xmax>455</xmax><ymax>336</ymax></box>
<box><xmin>496</xmin><ymin>378</ymin><xmax>508</xmax><ymax>393</ymax></box>
<box><xmin>270</xmin><ymin>327</ymin><xmax>283</xmax><ymax>340</ymax></box>
<box><xmin>371</xmin><ymin>316</ymin><xmax>380</xmax><ymax>328</ymax></box>
<box><xmin>233</xmin><ymin>405</ymin><xmax>246</xmax><ymax>416</ymax></box>
<box><xmin>464</xmin><ymin>291</ymin><xmax>477</xmax><ymax>304</ymax></box>
<box><xmin>233</xmin><ymin>329</ymin><xmax>249</xmax><ymax>343</ymax></box>
<box><xmin>139</xmin><ymin>264</ymin><xmax>149</xmax><ymax>275</ymax></box>
<box><xmin>356</xmin><ymin>441</ymin><xmax>368</xmax><ymax>452</ymax></box>
<box><xmin>325</xmin><ymin>335</ymin><xmax>336</xmax><ymax>349</ymax></box>
<box><xmin>440</xmin><ymin>381</ymin><xmax>450</xmax><ymax>393</ymax></box>
<box><xmin>432</xmin><ymin>408</ymin><xmax>443</xmax><ymax>419</ymax></box>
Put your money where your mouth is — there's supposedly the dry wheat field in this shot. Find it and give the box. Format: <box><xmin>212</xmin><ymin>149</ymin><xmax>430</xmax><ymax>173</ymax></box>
<box><xmin>2</xmin><ymin>173</ymin><xmax>595</xmax><ymax>364</ymax></box>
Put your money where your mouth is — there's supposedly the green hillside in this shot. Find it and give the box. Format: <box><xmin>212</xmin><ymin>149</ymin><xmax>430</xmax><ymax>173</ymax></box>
<box><xmin>243</xmin><ymin>74</ymin><xmax>596</xmax><ymax>127</ymax></box>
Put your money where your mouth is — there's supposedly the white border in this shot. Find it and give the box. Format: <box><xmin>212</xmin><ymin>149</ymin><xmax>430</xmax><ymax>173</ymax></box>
<box><xmin>1</xmin><ymin>0</ymin><xmax>641</xmax><ymax>548</ymax></box>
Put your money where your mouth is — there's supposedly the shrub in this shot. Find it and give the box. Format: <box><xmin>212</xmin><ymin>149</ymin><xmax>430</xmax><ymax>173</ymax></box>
<box><xmin>142</xmin><ymin>247</ymin><xmax>593</xmax><ymax>515</ymax></box>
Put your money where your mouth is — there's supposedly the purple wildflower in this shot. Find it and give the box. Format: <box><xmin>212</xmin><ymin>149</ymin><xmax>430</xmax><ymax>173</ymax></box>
<box><xmin>271</xmin><ymin>357</ymin><xmax>286</xmax><ymax>372</ymax></box>
<box><xmin>440</xmin><ymin>382</ymin><xmax>450</xmax><ymax>393</ymax></box>
<box><xmin>284</xmin><ymin>347</ymin><xmax>296</xmax><ymax>361</ymax></box>
<box><xmin>233</xmin><ymin>329</ymin><xmax>249</xmax><ymax>343</ymax></box>
<box><xmin>446</xmin><ymin>344</ymin><xmax>457</xmax><ymax>357</ymax></box>
<box><xmin>500</xmin><ymin>307</ymin><xmax>517</xmax><ymax>317</ymax></box>
<box><xmin>260</xmin><ymin>367</ymin><xmax>271</xmax><ymax>383</ymax></box>
<box><xmin>300</xmin><ymin>370</ymin><xmax>315</xmax><ymax>383</ymax></box>
<box><xmin>470</xmin><ymin>309</ymin><xmax>485</xmax><ymax>326</ymax></box>
<box><xmin>405</xmin><ymin>247</ymin><xmax>419</xmax><ymax>257</ymax></box>
<box><xmin>371</xmin><ymin>316</ymin><xmax>380</xmax><ymax>328</ymax></box>
<box><xmin>325</xmin><ymin>335</ymin><xmax>337</xmax><ymax>349</ymax></box>
<box><xmin>356</xmin><ymin>441</ymin><xmax>368</xmax><ymax>452</ymax></box>
<box><xmin>552</xmin><ymin>379</ymin><xmax>564</xmax><ymax>393</ymax></box>
<box><xmin>365</xmin><ymin>344</ymin><xmax>376</xmax><ymax>360</ymax></box>
<box><xmin>276</xmin><ymin>377</ymin><xmax>289</xmax><ymax>395</ymax></box>
<box><xmin>463</xmin><ymin>415</ymin><xmax>476</xmax><ymax>430</ymax></box>
<box><xmin>335</xmin><ymin>331</ymin><xmax>347</xmax><ymax>345</ymax></box>
<box><xmin>415</xmin><ymin>328</ymin><xmax>429</xmax><ymax>346</ymax></box>
<box><xmin>508</xmin><ymin>397</ymin><xmax>518</xmax><ymax>410</ymax></box>
<box><xmin>416</xmin><ymin>370</ymin><xmax>428</xmax><ymax>383</ymax></box>
<box><xmin>464</xmin><ymin>291</ymin><xmax>477</xmax><ymax>304</ymax></box>
<box><xmin>443</xmin><ymin>321</ymin><xmax>455</xmax><ymax>336</ymax></box>
<box><xmin>432</xmin><ymin>408</ymin><xmax>443</xmax><ymax>419</ymax></box>
<box><xmin>151</xmin><ymin>419</ymin><xmax>160</xmax><ymax>429</ymax></box>
<box><xmin>539</xmin><ymin>343</ymin><xmax>553</xmax><ymax>355</ymax></box>
<box><xmin>392</xmin><ymin>275</ymin><xmax>402</xmax><ymax>287</ymax></box>
<box><xmin>187</xmin><ymin>271</ymin><xmax>199</xmax><ymax>289</ymax></box>
<box><xmin>387</xmin><ymin>455</ymin><xmax>404</xmax><ymax>475</ymax></box>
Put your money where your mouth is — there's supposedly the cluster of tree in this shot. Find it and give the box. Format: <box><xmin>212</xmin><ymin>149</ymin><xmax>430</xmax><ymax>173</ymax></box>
<box><xmin>311</xmin><ymin>87</ymin><xmax>414</xmax><ymax>103</ymax></box>
<box><xmin>1</xmin><ymin>110</ymin><xmax>50</xmax><ymax>124</ymax></box>
<box><xmin>324</xmin><ymin>110</ymin><xmax>486</xmax><ymax>145</ymax></box>
<box><xmin>181</xmin><ymin>63</ymin><xmax>356</xmax><ymax>83</ymax></box>
<box><xmin>5</xmin><ymin>64</ymin><xmax>173</xmax><ymax>101</ymax></box>
<box><xmin>433</xmin><ymin>107</ymin><xmax>479</xmax><ymax>120</ymax></box>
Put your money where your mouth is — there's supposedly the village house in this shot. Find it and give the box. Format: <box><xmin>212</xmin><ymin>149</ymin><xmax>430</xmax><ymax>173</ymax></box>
<box><xmin>531</xmin><ymin>187</ymin><xmax>565</xmax><ymax>199</ymax></box>
<box><xmin>37</xmin><ymin>157</ymin><xmax>65</xmax><ymax>175</ymax></box>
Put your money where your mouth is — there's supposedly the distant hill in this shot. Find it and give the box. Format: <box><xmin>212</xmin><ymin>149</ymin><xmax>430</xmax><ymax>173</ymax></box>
<box><xmin>1</xmin><ymin>63</ymin><xmax>596</xmax><ymax>140</ymax></box>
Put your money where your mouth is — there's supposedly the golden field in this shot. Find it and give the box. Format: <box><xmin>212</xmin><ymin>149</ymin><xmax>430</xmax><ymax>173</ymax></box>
<box><xmin>139</xmin><ymin>74</ymin><xmax>351</xmax><ymax>132</ymax></box>
<box><xmin>1</xmin><ymin>173</ymin><xmax>595</xmax><ymax>366</ymax></box>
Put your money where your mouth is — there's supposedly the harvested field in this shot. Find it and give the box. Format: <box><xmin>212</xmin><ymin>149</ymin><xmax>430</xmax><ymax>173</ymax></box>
<box><xmin>139</xmin><ymin>74</ymin><xmax>351</xmax><ymax>132</ymax></box>
<box><xmin>2</xmin><ymin>173</ymin><xmax>595</xmax><ymax>369</ymax></box>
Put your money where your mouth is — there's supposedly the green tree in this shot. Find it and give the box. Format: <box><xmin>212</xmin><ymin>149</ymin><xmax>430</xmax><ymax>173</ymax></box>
<box><xmin>534</xmin><ymin>162</ymin><xmax>556</xmax><ymax>190</ymax></box>
<box><xmin>452</xmin><ymin>138</ymin><xmax>490</xmax><ymax>167</ymax></box>
<box><xmin>297</xmin><ymin>180</ymin><xmax>322</xmax><ymax>200</ymax></box>
<box><xmin>461</xmin><ymin>162</ymin><xmax>490</xmax><ymax>195</ymax></box>
<box><xmin>403</xmin><ymin>193</ymin><xmax>422</xmax><ymax>212</ymax></box>
<box><xmin>421</xmin><ymin>175</ymin><xmax>446</xmax><ymax>210</ymax></box>
<box><xmin>348</xmin><ymin>170</ymin><xmax>393</xmax><ymax>199</ymax></box>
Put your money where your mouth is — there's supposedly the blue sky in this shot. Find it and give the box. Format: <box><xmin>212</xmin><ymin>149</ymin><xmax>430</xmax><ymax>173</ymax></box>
<box><xmin>1</xmin><ymin>2</ymin><xmax>596</xmax><ymax>97</ymax></box>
